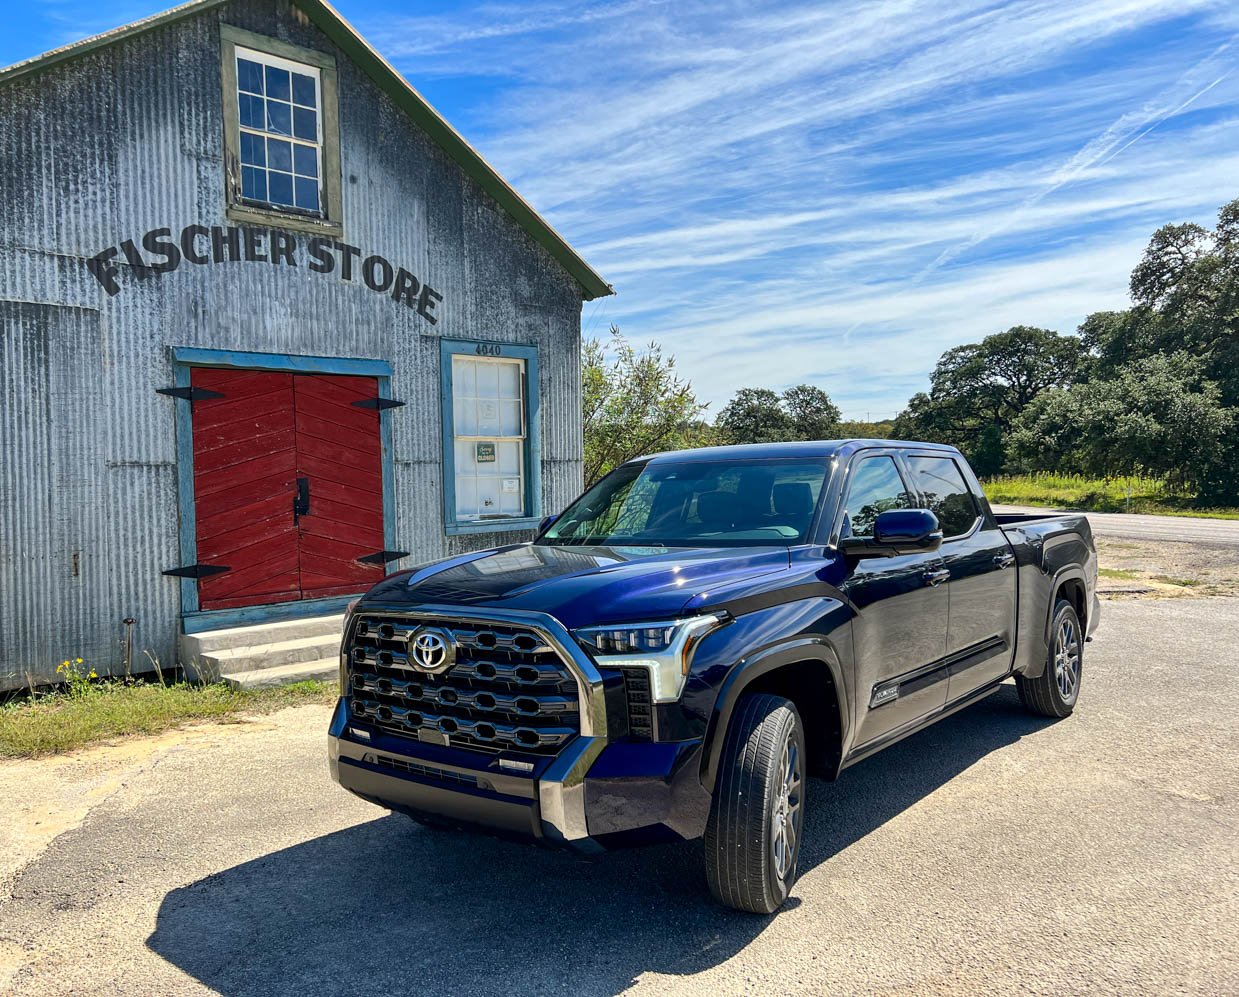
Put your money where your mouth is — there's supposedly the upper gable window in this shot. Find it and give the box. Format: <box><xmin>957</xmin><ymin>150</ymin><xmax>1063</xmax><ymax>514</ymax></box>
<box><xmin>235</xmin><ymin>48</ymin><xmax>323</xmax><ymax>215</ymax></box>
<box><xmin>220</xmin><ymin>25</ymin><xmax>342</xmax><ymax>236</ymax></box>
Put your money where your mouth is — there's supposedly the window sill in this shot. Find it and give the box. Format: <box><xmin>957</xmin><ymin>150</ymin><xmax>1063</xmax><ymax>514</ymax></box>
<box><xmin>226</xmin><ymin>202</ymin><xmax>343</xmax><ymax>237</ymax></box>
<box><xmin>445</xmin><ymin>517</ymin><xmax>541</xmax><ymax>537</ymax></box>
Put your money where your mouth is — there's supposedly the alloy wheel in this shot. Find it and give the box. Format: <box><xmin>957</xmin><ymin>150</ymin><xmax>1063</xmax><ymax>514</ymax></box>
<box><xmin>770</xmin><ymin>728</ymin><xmax>803</xmax><ymax>881</ymax></box>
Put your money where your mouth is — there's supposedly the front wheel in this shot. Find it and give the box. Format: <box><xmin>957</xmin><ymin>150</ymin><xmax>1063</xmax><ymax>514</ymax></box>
<box><xmin>704</xmin><ymin>693</ymin><xmax>806</xmax><ymax>914</ymax></box>
<box><xmin>1016</xmin><ymin>598</ymin><xmax>1083</xmax><ymax>718</ymax></box>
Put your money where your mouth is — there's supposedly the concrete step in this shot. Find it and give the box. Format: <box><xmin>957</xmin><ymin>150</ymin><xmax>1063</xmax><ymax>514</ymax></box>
<box><xmin>220</xmin><ymin>658</ymin><xmax>340</xmax><ymax>691</ymax></box>
<box><xmin>182</xmin><ymin>614</ymin><xmax>345</xmax><ymax>657</ymax></box>
<box><xmin>196</xmin><ymin>633</ymin><xmax>343</xmax><ymax>678</ymax></box>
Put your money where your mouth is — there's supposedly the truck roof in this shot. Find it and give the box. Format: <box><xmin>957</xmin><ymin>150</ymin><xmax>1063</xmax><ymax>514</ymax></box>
<box><xmin>637</xmin><ymin>439</ymin><xmax>961</xmax><ymax>463</ymax></box>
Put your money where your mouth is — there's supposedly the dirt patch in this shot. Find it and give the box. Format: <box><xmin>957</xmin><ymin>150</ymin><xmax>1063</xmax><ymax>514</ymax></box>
<box><xmin>1096</xmin><ymin>537</ymin><xmax>1239</xmax><ymax>600</ymax></box>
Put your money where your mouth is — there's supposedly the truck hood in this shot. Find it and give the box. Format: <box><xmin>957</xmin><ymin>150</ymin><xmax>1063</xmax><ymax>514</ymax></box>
<box><xmin>358</xmin><ymin>543</ymin><xmax>793</xmax><ymax>630</ymax></box>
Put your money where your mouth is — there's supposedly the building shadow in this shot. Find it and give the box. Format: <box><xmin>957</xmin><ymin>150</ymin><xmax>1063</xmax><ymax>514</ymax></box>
<box><xmin>147</xmin><ymin>684</ymin><xmax>1050</xmax><ymax>996</ymax></box>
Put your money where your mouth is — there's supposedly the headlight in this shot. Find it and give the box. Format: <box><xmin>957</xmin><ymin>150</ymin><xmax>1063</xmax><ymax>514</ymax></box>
<box><xmin>575</xmin><ymin>615</ymin><xmax>726</xmax><ymax>703</ymax></box>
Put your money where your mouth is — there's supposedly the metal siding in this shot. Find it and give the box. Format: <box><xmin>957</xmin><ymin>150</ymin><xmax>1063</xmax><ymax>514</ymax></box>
<box><xmin>0</xmin><ymin>0</ymin><xmax>584</xmax><ymax>688</ymax></box>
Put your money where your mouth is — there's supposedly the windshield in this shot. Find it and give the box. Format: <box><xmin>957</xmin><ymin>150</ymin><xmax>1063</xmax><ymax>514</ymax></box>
<box><xmin>542</xmin><ymin>458</ymin><xmax>830</xmax><ymax>547</ymax></box>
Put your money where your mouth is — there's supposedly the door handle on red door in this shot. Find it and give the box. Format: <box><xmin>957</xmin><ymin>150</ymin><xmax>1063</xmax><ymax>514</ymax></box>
<box><xmin>923</xmin><ymin>568</ymin><xmax>951</xmax><ymax>587</ymax></box>
<box><xmin>293</xmin><ymin>477</ymin><xmax>310</xmax><ymax>525</ymax></box>
<box><xmin>993</xmin><ymin>552</ymin><xmax>1015</xmax><ymax>568</ymax></box>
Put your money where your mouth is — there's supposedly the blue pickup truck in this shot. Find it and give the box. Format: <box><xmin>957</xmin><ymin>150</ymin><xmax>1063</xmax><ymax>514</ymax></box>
<box><xmin>329</xmin><ymin>440</ymin><xmax>1099</xmax><ymax>913</ymax></box>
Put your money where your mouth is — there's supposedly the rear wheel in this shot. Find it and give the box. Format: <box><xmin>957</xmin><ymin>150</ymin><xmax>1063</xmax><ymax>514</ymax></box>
<box><xmin>1016</xmin><ymin>598</ymin><xmax>1082</xmax><ymax>718</ymax></box>
<box><xmin>704</xmin><ymin>693</ymin><xmax>806</xmax><ymax>914</ymax></box>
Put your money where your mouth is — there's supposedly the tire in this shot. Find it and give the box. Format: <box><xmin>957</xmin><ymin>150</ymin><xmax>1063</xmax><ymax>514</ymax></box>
<box><xmin>1016</xmin><ymin>598</ymin><xmax>1083</xmax><ymax>718</ymax></box>
<box><xmin>704</xmin><ymin>693</ymin><xmax>806</xmax><ymax>914</ymax></box>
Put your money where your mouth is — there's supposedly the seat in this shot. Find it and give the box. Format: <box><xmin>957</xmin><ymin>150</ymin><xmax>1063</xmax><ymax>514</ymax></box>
<box><xmin>772</xmin><ymin>482</ymin><xmax>814</xmax><ymax>534</ymax></box>
<box><xmin>694</xmin><ymin>490</ymin><xmax>734</xmax><ymax>531</ymax></box>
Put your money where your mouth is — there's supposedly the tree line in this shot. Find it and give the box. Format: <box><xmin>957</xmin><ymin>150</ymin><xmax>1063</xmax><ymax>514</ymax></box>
<box><xmin>583</xmin><ymin>197</ymin><xmax>1238</xmax><ymax>505</ymax></box>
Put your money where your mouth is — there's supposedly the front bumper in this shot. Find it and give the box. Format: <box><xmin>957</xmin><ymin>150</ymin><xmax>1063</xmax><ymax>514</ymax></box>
<box><xmin>328</xmin><ymin>698</ymin><xmax>710</xmax><ymax>848</ymax></box>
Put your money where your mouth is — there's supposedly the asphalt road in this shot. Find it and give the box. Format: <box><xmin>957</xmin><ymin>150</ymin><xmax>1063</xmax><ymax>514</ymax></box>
<box><xmin>992</xmin><ymin>504</ymin><xmax>1239</xmax><ymax>546</ymax></box>
<box><xmin>2</xmin><ymin>597</ymin><xmax>1237</xmax><ymax>995</ymax></box>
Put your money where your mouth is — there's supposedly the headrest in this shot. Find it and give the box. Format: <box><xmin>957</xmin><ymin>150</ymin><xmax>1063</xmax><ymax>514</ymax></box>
<box><xmin>773</xmin><ymin>482</ymin><xmax>813</xmax><ymax>518</ymax></box>
<box><xmin>695</xmin><ymin>491</ymin><xmax>732</xmax><ymax>528</ymax></box>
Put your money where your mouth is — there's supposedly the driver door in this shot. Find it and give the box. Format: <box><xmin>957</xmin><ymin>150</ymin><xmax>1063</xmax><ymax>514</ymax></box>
<box><xmin>839</xmin><ymin>453</ymin><xmax>950</xmax><ymax>748</ymax></box>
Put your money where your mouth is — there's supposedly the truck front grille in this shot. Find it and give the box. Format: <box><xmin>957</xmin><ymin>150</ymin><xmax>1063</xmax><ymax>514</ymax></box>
<box><xmin>345</xmin><ymin>614</ymin><xmax>580</xmax><ymax>756</ymax></box>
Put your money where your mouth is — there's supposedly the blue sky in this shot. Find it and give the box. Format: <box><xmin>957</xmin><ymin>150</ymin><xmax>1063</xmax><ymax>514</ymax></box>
<box><xmin>4</xmin><ymin>1</ymin><xmax>1239</xmax><ymax>419</ymax></box>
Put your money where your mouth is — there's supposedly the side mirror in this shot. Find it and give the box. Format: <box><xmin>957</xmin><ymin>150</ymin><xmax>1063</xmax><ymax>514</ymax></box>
<box><xmin>841</xmin><ymin>509</ymin><xmax>943</xmax><ymax>557</ymax></box>
<box><xmin>538</xmin><ymin>513</ymin><xmax>559</xmax><ymax>534</ymax></box>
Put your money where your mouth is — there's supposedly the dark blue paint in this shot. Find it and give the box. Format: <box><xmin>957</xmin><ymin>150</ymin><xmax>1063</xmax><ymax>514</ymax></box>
<box><xmin>340</xmin><ymin>441</ymin><xmax>1099</xmax><ymax>847</ymax></box>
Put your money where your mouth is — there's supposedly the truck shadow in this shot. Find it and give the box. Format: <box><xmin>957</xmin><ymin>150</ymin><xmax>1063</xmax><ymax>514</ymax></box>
<box><xmin>147</xmin><ymin>685</ymin><xmax>1051</xmax><ymax>996</ymax></box>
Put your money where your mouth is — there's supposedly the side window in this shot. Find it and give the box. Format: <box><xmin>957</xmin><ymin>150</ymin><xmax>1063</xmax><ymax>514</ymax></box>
<box><xmin>906</xmin><ymin>456</ymin><xmax>980</xmax><ymax>539</ymax></box>
<box><xmin>841</xmin><ymin>456</ymin><xmax>913</xmax><ymax>539</ymax></box>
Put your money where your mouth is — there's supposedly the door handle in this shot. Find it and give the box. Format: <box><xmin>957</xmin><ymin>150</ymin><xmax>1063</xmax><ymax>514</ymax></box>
<box><xmin>923</xmin><ymin>568</ymin><xmax>951</xmax><ymax>587</ymax></box>
<box><xmin>993</xmin><ymin>552</ymin><xmax>1015</xmax><ymax>569</ymax></box>
<box><xmin>293</xmin><ymin>477</ymin><xmax>310</xmax><ymax>524</ymax></box>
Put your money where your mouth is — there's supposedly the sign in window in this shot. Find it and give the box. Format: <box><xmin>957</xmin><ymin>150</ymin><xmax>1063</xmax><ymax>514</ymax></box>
<box><xmin>451</xmin><ymin>356</ymin><xmax>526</xmax><ymax>520</ymax></box>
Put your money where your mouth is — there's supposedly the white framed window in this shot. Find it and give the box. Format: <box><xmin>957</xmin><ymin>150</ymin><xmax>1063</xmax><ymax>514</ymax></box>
<box><xmin>451</xmin><ymin>355</ymin><xmax>528</xmax><ymax>521</ymax></box>
<box><xmin>220</xmin><ymin>25</ymin><xmax>342</xmax><ymax>235</ymax></box>
<box><xmin>235</xmin><ymin>46</ymin><xmax>323</xmax><ymax>215</ymax></box>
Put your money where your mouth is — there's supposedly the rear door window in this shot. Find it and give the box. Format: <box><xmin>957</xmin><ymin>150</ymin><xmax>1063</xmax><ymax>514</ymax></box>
<box><xmin>906</xmin><ymin>456</ymin><xmax>980</xmax><ymax>539</ymax></box>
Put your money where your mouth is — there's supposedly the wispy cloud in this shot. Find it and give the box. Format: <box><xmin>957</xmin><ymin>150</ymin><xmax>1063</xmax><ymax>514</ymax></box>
<box><xmin>7</xmin><ymin>1</ymin><xmax>1234</xmax><ymax>420</ymax></box>
<box><xmin>359</xmin><ymin>0</ymin><xmax>1238</xmax><ymax>415</ymax></box>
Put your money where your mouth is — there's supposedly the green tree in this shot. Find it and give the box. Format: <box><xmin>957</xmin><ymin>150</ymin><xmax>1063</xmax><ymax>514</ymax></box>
<box><xmin>581</xmin><ymin>327</ymin><xmax>709</xmax><ymax>487</ymax></box>
<box><xmin>1008</xmin><ymin>352</ymin><xmax>1232</xmax><ymax>491</ymax></box>
<box><xmin>892</xmin><ymin>326</ymin><xmax>1083</xmax><ymax>474</ymax></box>
<box><xmin>716</xmin><ymin>385</ymin><xmax>841</xmax><ymax>444</ymax></box>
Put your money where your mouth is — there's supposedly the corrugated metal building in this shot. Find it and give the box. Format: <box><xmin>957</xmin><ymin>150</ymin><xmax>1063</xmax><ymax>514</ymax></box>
<box><xmin>0</xmin><ymin>0</ymin><xmax>611</xmax><ymax>689</ymax></box>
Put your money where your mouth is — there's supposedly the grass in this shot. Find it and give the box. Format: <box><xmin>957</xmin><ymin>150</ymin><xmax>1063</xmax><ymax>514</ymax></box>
<box><xmin>0</xmin><ymin>678</ymin><xmax>336</xmax><ymax>759</ymax></box>
<box><xmin>983</xmin><ymin>473</ymin><xmax>1239</xmax><ymax>519</ymax></box>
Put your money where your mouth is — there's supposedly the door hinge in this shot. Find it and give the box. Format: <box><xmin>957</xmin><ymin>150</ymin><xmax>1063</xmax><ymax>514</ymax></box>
<box><xmin>156</xmin><ymin>386</ymin><xmax>225</xmax><ymax>402</ymax></box>
<box><xmin>351</xmin><ymin>397</ymin><xmax>405</xmax><ymax>410</ymax></box>
<box><xmin>162</xmin><ymin>563</ymin><xmax>230</xmax><ymax>579</ymax></box>
<box><xmin>357</xmin><ymin>550</ymin><xmax>409</xmax><ymax>565</ymax></box>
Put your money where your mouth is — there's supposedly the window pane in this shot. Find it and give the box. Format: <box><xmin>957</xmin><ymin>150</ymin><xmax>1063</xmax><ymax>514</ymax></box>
<box><xmin>292</xmin><ymin>72</ymin><xmax>317</xmax><ymax>107</ymax></box>
<box><xmin>237</xmin><ymin>58</ymin><xmax>264</xmax><ymax>94</ymax></box>
<box><xmin>264</xmin><ymin>65</ymin><xmax>291</xmax><ymax>101</ymax></box>
<box><xmin>267</xmin><ymin>138</ymin><xmax>292</xmax><ymax>172</ymax></box>
<box><xmin>842</xmin><ymin>456</ymin><xmax>912</xmax><ymax>538</ymax></box>
<box><xmin>239</xmin><ymin>93</ymin><xmax>264</xmax><ymax>129</ymax></box>
<box><xmin>497</xmin><ymin>441</ymin><xmax>521</xmax><ymax>474</ymax></box>
<box><xmin>453</xmin><ymin>357</ymin><xmax>477</xmax><ymax>397</ymax></box>
<box><xmin>292</xmin><ymin>106</ymin><xmax>317</xmax><ymax>142</ymax></box>
<box><xmin>240</xmin><ymin>131</ymin><xmax>265</xmax><ymax>167</ymax></box>
<box><xmin>294</xmin><ymin>177</ymin><xmax>319</xmax><ymax>212</ymax></box>
<box><xmin>241</xmin><ymin>166</ymin><xmax>267</xmax><ymax>201</ymax></box>
<box><xmin>293</xmin><ymin>143</ymin><xmax>318</xmax><ymax>177</ymax></box>
<box><xmin>267</xmin><ymin>171</ymin><xmax>294</xmax><ymax>206</ymax></box>
<box><xmin>266</xmin><ymin>101</ymin><xmax>292</xmax><ymax>135</ymax></box>
<box><xmin>497</xmin><ymin>361</ymin><xmax>521</xmax><ymax>398</ymax></box>
<box><xmin>477</xmin><ymin>399</ymin><xmax>500</xmax><ymax>436</ymax></box>
<box><xmin>453</xmin><ymin>395</ymin><xmax>477</xmax><ymax>437</ymax></box>
<box><xmin>500</xmin><ymin>400</ymin><xmax>522</xmax><ymax>436</ymax></box>
<box><xmin>907</xmin><ymin>456</ymin><xmax>979</xmax><ymax>538</ymax></box>
<box><xmin>455</xmin><ymin>475</ymin><xmax>478</xmax><ymax>519</ymax></box>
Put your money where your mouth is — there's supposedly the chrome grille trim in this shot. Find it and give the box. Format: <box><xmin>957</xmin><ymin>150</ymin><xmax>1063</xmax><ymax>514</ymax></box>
<box><xmin>338</xmin><ymin>603</ymin><xmax>609</xmax><ymax>844</ymax></box>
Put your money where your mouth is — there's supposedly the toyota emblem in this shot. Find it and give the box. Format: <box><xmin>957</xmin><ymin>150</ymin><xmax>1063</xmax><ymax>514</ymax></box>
<box><xmin>408</xmin><ymin>628</ymin><xmax>455</xmax><ymax>673</ymax></box>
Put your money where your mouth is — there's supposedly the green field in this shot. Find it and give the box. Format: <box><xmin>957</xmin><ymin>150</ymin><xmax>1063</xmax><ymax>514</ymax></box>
<box><xmin>0</xmin><ymin>678</ymin><xmax>336</xmax><ymax>758</ymax></box>
<box><xmin>983</xmin><ymin>473</ymin><xmax>1239</xmax><ymax>520</ymax></box>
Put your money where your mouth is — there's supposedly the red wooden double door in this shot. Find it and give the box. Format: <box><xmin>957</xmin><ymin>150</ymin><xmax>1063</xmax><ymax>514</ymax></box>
<box><xmin>190</xmin><ymin>367</ymin><xmax>385</xmax><ymax>611</ymax></box>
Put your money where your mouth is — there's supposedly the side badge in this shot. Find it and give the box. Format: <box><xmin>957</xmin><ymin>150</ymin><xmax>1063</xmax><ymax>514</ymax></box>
<box><xmin>871</xmin><ymin>685</ymin><xmax>899</xmax><ymax>708</ymax></box>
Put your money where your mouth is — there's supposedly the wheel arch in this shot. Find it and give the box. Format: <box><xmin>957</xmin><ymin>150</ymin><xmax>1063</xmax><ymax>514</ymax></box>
<box><xmin>700</xmin><ymin>639</ymin><xmax>849</xmax><ymax>793</ymax></box>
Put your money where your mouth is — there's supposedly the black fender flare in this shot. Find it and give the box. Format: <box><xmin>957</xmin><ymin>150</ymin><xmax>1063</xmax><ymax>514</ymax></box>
<box><xmin>1022</xmin><ymin>565</ymin><xmax>1087</xmax><ymax>679</ymax></box>
<box><xmin>699</xmin><ymin>637</ymin><xmax>850</xmax><ymax>793</ymax></box>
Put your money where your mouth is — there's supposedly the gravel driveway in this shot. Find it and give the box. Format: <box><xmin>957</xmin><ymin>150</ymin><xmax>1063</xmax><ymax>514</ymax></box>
<box><xmin>2</xmin><ymin>597</ymin><xmax>1237</xmax><ymax>995</ymax></box>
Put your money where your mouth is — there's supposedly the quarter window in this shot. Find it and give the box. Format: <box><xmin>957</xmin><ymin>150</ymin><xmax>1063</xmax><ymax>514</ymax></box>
<box><xmin>906</xmin><ymin>456</ymin><xmax>980</xmax><ymax>538</ymax></box>
<box><xmin>451</xmin><ymin>356</ymin><xmax>528</xmax><ymax>521</ymax></box>
<box><xmin>841</xmin><ymin>456</ymin><xmax>913</xmax><ymax>538</ymax></box>
<box><xmin>234</xmin><ymin>46</ymin><xmax>323</xmax><ymax>215</ymax></box>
